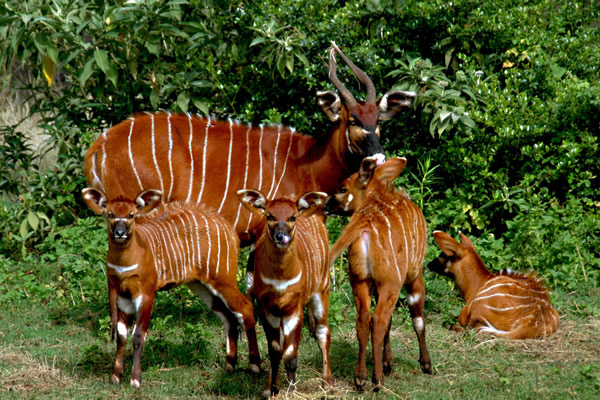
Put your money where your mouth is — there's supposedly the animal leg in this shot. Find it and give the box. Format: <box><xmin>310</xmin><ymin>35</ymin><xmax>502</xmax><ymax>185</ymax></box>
<box><xmin>370</xmin><ymin>286</ymin><xmax>399</xmax><ymax>390</ymax></box>
<box><xmin>283</xmin><ymin>310</ymin><xmax>303</xmax><ymax>391</ymax></box>
<box><xmin>406</xmin><ymin>275</ymin><xmax>432</xmax><ymax>374</ymax></box>
<box><xmin>309</xmin><ymin>292</ymin><xmax>333</xmax><ymax>386</ymax></box>
<box><xmin>216</xmin><ymin>284</ymin><xmax>261</xmax><ymax>373</ymax></box>
<box><xmin>111</xmin><ymin>310</ymin><xmax>133</xmax><ymax>385</ymax></box>
<box><xmin>260</xmin><ymin>309</ymin><xmax>282</xmax><ymax>398</ymax></box>
<box><xmin>351</xmin><ymin>279</ymin><xmax>372</xmax><ymax>391</ymax></box>
<box><xmin>130</xmin><ymin>293</ymin><xmax>155</xmax><ymax>389</ymax></box>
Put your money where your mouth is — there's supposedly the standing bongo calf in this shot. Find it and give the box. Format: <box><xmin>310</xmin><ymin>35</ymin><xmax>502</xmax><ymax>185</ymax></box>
<box><xmin>428</xmin><ymin>231</ymin><xmax>559</xmax><ymax>339</ymax></box>
<box><xmin>238</xmin><ymin>189</ymin><xmax>333</xmax><ymax>398</ymax></box>
<box><xmin>82</xmin><ymin>188</ymin><xmax>260</xmax><ymax>388</ymax></box>
<box><xmin>324</xmin><ymin>157</ymin><xmax>432</xmax><ymax>391</ymax></box>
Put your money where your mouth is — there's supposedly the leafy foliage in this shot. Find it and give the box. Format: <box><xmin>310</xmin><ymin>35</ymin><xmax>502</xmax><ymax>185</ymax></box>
<box><xmin>1</xmin><ymin>0</ymin><xmax>599</xmax><ymax>295</ymax></box>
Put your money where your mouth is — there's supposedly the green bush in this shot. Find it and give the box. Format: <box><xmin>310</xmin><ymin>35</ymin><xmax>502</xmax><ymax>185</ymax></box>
<box><xmin>1</xmin><ymin>0</ymin><xmax>598</xmax><ymax>292</ymax></box>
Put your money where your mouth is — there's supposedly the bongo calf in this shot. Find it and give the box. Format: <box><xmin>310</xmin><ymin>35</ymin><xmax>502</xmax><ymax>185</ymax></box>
<box><xmin>429</xmin><ymin>231</ymin><xmax>559</xmax><ymax>339</ymax></box>
<box><xmin>324</xmin><ymin>157</ymin><xmax>432</xmax><ymax>391</ymax></box>
<box><xmin>82</xmin><ymin>188</ymin><xmax>260</xmax><ymax>388</ymax></box>
<box><xmin>238</xmin><ymin>189</ymin><xmax>333</xmax><ymax>398</ymax></box>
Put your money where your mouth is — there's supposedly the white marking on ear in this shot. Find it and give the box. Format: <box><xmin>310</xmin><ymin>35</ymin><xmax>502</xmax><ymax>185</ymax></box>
<box><xmin>107</xmin><ymin>263</ymin><xmax>138</xmax><ymax>274</ymax></box>
<box><xmin>261</xmin><ymin>271</ymin><xmax>302</xmax><ymax>292</ymax></box>
<box><xmin>298</xmin><ymin>198</ymin><xmax>309</xmax><ymax>210</ymax></box>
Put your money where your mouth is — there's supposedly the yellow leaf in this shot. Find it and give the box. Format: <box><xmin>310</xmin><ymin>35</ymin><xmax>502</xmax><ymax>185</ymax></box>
<box><xmin>502</xmin><ymin>60</ymin><xmax>515</xmax><ymax>69</ymax></box>
<box><xmin>43</xmin><ymin>54</ymin><xmax>55</xmax><ymax>86</ymax></box>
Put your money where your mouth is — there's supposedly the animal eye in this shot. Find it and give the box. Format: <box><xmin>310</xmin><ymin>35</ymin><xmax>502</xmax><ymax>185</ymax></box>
<box><xmin>349</xmin><ymin>119</ymin><xmax>358</xmax><ymax>126</ymax></box>
<box><xmin>289</xmin><ymin>215</ymin><xmax>296</xmax><ymax>222</ymax></box>
<box><xmin>128</xmin><ymin>213</ymin><xmax>134</xmax><ymax>219</ymax></box>
<box><xmin>107</xmin><ymin>212</ymin><xmax>114</xmax><ymax>219</ymax></box>
<box><xmin>266</xmin><ymin>214</ymin><xmax>275</xmax><ymax>221</ymax></box>
<box><xmin>338</xmin><ymin>187</ymin><xmax>347</xmax><ymax>194</ymax></box>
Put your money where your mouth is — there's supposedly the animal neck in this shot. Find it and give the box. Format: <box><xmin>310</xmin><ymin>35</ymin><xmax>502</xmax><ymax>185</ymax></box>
<box><xmin>454</xmin><ymin>255</ymin><xmax>494</xmax><ymax>302</ymax></box>
<box><xmin>106</xmin><ymin>231</ymin><xmax>141</xmax><ymax>268</ymax></box>
<box><xmin>259</xmin><ymin>237</ymin><xmax>301</xmax><ymax>279</ymax></box>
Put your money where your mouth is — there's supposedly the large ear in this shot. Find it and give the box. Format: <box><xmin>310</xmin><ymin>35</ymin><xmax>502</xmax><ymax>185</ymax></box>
<box><xmin>237</xmin><ymin>189</ymin><xmax>267</xmax><ymax>216</ymax></box>
<box><xmin>317</xmin><ymin>90</ymin><xmax>342</xmax><ymax>122</ymax></box>
<box><xmin>459</xmin><ymin>232</ymin><xmax>477</xmax><ymax>251</ymax></box>
<box><xmin>358</xmin><ymin>156</ymin><xmax>378</xmax><ymax>186</ymax></box>
<box><xmin>378</xmin><ymin>90</ymin><xmax>416</xmax><ymax>120</ymax></box>
<box><xmin>433</xmin><ymin>231</ymin><xmax>462</xmax><ymax>257</ymax></box>
<box><xmin>297</xmin><ymin>191</ymin><xmax>328</xmax><ymax>217</ymax></box>
<box><xmin>374</xmin><ymin>157</ymin><xmax>407</xmax><ymax>183</ymax></box>
<box><xmin>135</xmin><ymin>189</ymin><xmax>162</xmax><ymax>214</ymax></box>
<box><xmin>82</xmin><ymin>187</ymin><xmax>108</xmax><ymax>215</ymax></box>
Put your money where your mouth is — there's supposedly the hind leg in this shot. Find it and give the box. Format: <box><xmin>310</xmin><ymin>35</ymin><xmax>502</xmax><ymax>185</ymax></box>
<box><xmin>406</xmin><ymin>274</ymin><xmax>432</xmax><ymax>374</ymax></box>
<box><xmin>350</xmin><ymin>277</ymin><xmax>372</xmax><ymax>391</ymax></box>
<box><xmin>371</xmin><ymin>285</ymin><xmax>400</xmax><ymax>390</ymax></box>
<box><xmin>309</xmin><ymin>291</ymin><xmax>333</xmax><ymax>387</ymax></box>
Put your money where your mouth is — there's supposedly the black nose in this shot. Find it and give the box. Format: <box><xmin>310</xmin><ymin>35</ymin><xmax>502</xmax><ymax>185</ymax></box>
<box><xmin>361</xmin><ymin>132</ymin><xmax>384</xmax><ymax>157</ymax></box>
<box><xmin>274</xmin><ymin>231</ymin><xmax>285</xmax><ymax>242</ymax></box>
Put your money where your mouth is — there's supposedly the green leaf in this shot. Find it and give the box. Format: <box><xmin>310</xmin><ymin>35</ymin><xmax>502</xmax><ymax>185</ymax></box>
<box><xmin>177</xmin><ymin>92</ymin><xmax>190</xmax><ymax>113</ymax></box>
<box><xmin>250</xmin><ymin>37</ymin><xmax>267</xmax><ymax>47</ymax></box>
<box><xmin>27</xmin><ymin>212</ymin><xmax>39</xmax><ymax>231</ymax></box>
<box><xmin>150</xmin><ymin>89</ymin><xmax>159</xmax><ymax>109</ymax></box>
<box><xmin>78</xmin><ymin>59</ymin><xmax>95</xmax><ymax>87</ymax></box>
<box><xmin>19</xmin><ymin>219</ymin><xmax>29</xmax><ymax>239</ymax></box>
<box><xmin>94</xmin><ymin>49</ymin><xmax>109</xmax><ymax>72</ymax></box>
<box><xmin>192</xmin><ymin>98</ymin><xmax>209</xmax><ymax>115</ymax></box>
<box><xmin>145</xmin><ymin>35</ymin><xmax>162</xmax><ymax>55</ymax></box>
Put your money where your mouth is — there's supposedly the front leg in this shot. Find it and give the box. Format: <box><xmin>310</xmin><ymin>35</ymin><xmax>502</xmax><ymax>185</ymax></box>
<box><xmin>111</xmin><ymin>309</ymin><xmax>134</xmax><ymax>385</ymax></box>
<box><xmin>282</xmin><ymin>310</ymin><xmax>304</xmax><ymax>391</ymax></box>
<box><xmin>108</xmin><ymin>277</ymin><xmax>119</xmax><ymax>341</ymax></box>
<box><xmin>130</xmin><ymin>293</ymin><xmax>155</xmax><ymax>389</ymax></box>
<box><xmin>260</xmin><ymin>310</ymin><xmax>283</xmax><ymax>398</ymax></box>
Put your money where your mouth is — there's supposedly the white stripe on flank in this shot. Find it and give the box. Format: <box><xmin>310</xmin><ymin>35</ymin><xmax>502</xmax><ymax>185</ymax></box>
<box><xmin>272</xmin><ymin>128</ymin><xmax>294</xmax><ymax>198</ymax></box>
<box><xmin>261</xmin><ymin>271</ymin><xmax>302</xmax><ymax>292</ymax></box>
<box><xmin>167</xmin><ymin>113</ymin><xmax>174</xmax><ymax>201</ymax></box>
<box><xmin>474</xmin><ymin>292</ymin><xmax>542</xmax><ymax>303</ymax></box>
<box><xmin>214</xmin><ymin>218</ymin><xmax>221</xmax><ymax>276</ymax></box>
<box><xmin>246</xmin><ymin>125</ymin><xmax>265</xmax><ymax>232</ymax></box>
<box><xmin>218</xmin><ymin>119</ymin><xmax>235</xmax><ymax>213</ymax></box>
<box><xmin>202</xmin><ymin>215</ymin><xmax>211</xmax><ymax>278</ymax></box>
<box><xmin>484</xmin><ymin>304</ymin><xmax>534</xmax><ymax>312</ymax></box>
<box><xmin>395</xmin><ymin>210</ymin><xmax>410</xmax><ymax>275</ymax></box>
<box><xmin>107</xmin><ymin>262</ymin><xmax>138</xmax><ymax>274</ymax></box>
<box><xmin>176</xmin><ymin>214</ymin><xmax>191</xmax><ymax>281</ymax></box>
<box><xmin>190</xmin><ymin>213</ymin><xmax>202</xmax><ymax>276</ymax></box>
<box><xmin>150</xmin><ymin>114</ymin><xmax>165</xmax><ymax>195</ymax></box>
<box><xmin>233</xmin><ymin>125</ymin><xmax>252</xmax><ymax>230</ymax></box>
<box><xmin>266</xmin><ymin>125</ymin><xmax>281</xmax><ymax>200</ymax></box>
<box><xmin>383</xmin><ymin>215</ymin><xmax>402</xmax><ymax>281</ymax></box>
<box><xmin>185</xmin><ymin>114</ymin><xmax>195</xmax><ymax>203</ymax></box>
<box><xmin>197</xmin><ymin>117</ymin><xmax>211</xmax><ymax>203</ymax></box>
<box><xmin>127</xmin><ymin>118</ymin><xmax>143</xmax><ymax>192</ymax></box>
<box><xmin>100</xmin><ymin>146</ymin><xmax>107</xmax><ymax>191</ymax></box>
<box><xmin>478</xmin><ymin>317</ymin><xmax>509</xmax><ymax>335</ymax></box>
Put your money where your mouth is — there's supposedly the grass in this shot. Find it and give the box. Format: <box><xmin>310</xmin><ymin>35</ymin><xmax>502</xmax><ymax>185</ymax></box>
<box><xmin>0</xmin><ymin>274</ymin><xmax>598</xmax><ymax>400</ymax></box>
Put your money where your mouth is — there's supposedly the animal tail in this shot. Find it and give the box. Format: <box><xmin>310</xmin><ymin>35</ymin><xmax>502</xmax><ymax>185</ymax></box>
<box><xmin>328</xmin><ymin>219</ymin><xmax>366</xmax><ymax>268</ymax></box>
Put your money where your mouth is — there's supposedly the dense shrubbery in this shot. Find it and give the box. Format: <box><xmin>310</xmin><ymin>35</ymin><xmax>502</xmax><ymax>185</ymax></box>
<box><xmin>1</xmin><ymin>0</ymin><xmax>598</xmax><ymax>306</ymax></box>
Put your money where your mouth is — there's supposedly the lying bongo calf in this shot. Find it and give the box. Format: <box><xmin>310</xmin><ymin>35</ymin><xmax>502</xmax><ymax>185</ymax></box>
<box><xmin>429</xmin><ymin>231</ymin><xmax>559</xmax><ymax>339</ymax></box>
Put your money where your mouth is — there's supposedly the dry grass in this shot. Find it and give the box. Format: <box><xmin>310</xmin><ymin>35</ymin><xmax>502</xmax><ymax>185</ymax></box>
<box><xmin>0</xmin><ymin>347</ymin><xmax>74</xmax><ymax>393</ymax></box>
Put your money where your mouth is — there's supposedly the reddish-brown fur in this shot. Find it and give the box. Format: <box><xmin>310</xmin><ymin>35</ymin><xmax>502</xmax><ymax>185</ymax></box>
<box><xmin>82</xmin><ymin>188</ymin><xmax>260</xmax><ymax>389</ymax></box>
<box><xmin>428</xmin><ymin>231</ymin><xmax>560</xmax><ymax>339</ymax></box>
<box><xmin>324</xmin><ymin>157</ymin><xmax>432</xmax><ymax>390</ymax></box>
<box><xmin>83</xmin><ymin>44</ymin><xmax>415</xmax><ymax>252</ymax></box>
<box><xmin>238</xmin><ymin>189</ymin><xmax>332</xmax><ymax>398</ymax></box>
